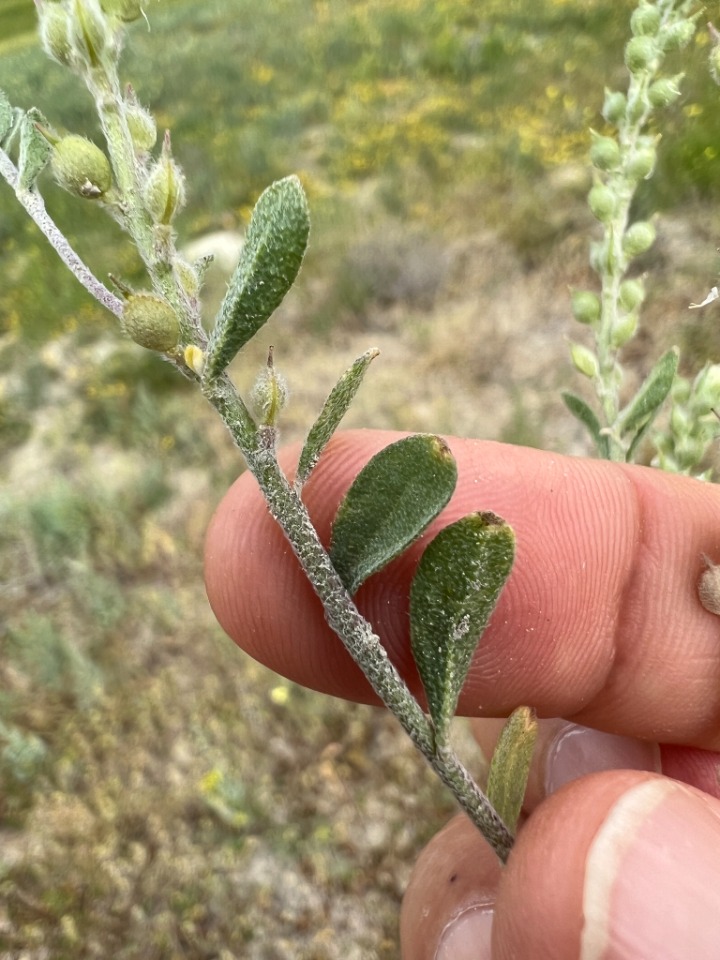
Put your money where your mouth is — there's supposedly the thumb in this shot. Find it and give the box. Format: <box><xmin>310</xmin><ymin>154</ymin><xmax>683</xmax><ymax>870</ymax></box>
<box><xmin>400</xmin><ymin>771</ymin><xmax>720</xmax><ymax>960</ymax></box>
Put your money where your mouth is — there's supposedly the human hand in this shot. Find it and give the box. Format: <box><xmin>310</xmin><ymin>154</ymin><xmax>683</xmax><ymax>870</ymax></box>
<box><xmin>204</xmin><ymin>431</ymin><xmax>720</xmax><ymax>959</ymax></box>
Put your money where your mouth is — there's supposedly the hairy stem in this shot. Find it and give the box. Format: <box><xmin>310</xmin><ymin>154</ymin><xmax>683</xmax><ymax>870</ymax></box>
<box><xmin>0</xmin><ymin>147</ymin><xmax>123</xmax><ymax>317</ymax></box>
<box><xmin>202</xmin><ymin>373</ymin><xmax>514</xmax><ymax>862</ymax></box>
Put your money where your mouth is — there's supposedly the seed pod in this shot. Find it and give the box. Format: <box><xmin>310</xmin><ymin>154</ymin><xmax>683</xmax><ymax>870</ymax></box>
<box><xmin>588</xmin><ymin>183</ymin><xmax>617</xmax><ymax>222</ymax></box>
<box><xmin>122</xmin><ymin>293</ymin><xmax>180</xmax><ymax>351</ymax></box>
<box><xmin>610</xmin><ymin>311</ymin><xmax>638</xmax><ymax>348</ymax></box>
<box><xmin>590</xmin><ymin>132</ymin><xmax>620</xmax><ymax>172</ymax></box>
<box><xmin>622</xmin><ymin>221</ymin><xmax>656</xmax><ymax>258</ymax></box>
<box><xmin>648</xmin><ymin>76</ymin><xmax>683</xmax><ymax>109</ymax></box>
<box><xmin>660</xmin><ymin>20</ymin><xmax>695</xmax><ymax>52</ymax></box>
<box><xmin>624</xmin><ymin>36</ymin><xmax>657</xmax><ymax>72</ymax></box>
<box><xmin>250</xmin><ymin>350</ymin><xmax>289</xmax><ymax>426</ymax></box>
<box><xmin>602</xmin><ymin>89</ymin><xmax>627</xmax><ymax>125</ymax></box>
<box><xmin>630</xmin><ymin>4</ymin><xmax>661</xmax><ymax>37</ymax></box>
<box><xmin>127</xmin><ymin>104</ymin><xmax>156</xmax><ymax>153</ymax></box>
<box><xmin>569</xmin><ymin>342</ymin><xmax>599</xmax><ymax>379</ymax></box>
<box><xmin>626</xmin><ymin>144</ymin><xmax>657</xmax><ymax>181</ymax></box>
<box><xmin>571</xmin><ymin>290</ymin><xmax>601</xmax><ymax>325</ymax></box>
<box><xmin>143</xmin><ymin>130</ymin><xmax>186</xmax><ymax>224</ymax></box>
<box><xmin>51</xmin><ymin>134</ymin><xmax>112</xmax><ymax>199</ymax></box>
<box><xmin>69</xmin><ymin>0</ymin><xmax>108</xmax><ymax>68</ymax></box>
<box><xmin>699</xmin><ymin>558</ymin><xmax>720</xmax><ymax>615</ymax></box>
<box><xmin>618</xmin><ymin>278</ymin><xmax>645</xmax><ymax>312</ymax></box>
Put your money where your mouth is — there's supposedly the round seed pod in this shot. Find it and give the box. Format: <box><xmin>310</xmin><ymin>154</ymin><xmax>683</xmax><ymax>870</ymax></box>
<box><xmin>571</xmin><ymin>290</ymin><xmax>601</xmax><ymax>325</ymax></box>
<box><xmin>698</xmin><ymin>557</ymin><xmax>720</xmax><ymax>615</ymax></box>
<box><xmin>630</xmin><ymin>5</ymin><xmax>661</xmax><ymax>37</ymax></box>
<box><xmin>122</xmin><ymin>293</ymin><xmax>180</xmax><ymax>351</ymax></box>
<box><xmin>602</xmin><ymin>90</ymin><xmax>627</xmax><ymax>125</ymax></box>
<box><xmin>590</xmin><ymin>133</ymin><xmax>621</xmax><ymax>172</ymax></box>
<box><xmin>127</xmin><ymin>104</ymin><xmax>157</xmax><ymax>153</ymax></box>
<box><xmin>622</xmin><ymin>221</ymin><xmax>656</xmax><ymax>258</ymax></box>
<box><xmin>624</xmin><ymin>36</ymin><xmax>657</xmax><ymax>72</ymax></box>
<box><xmin>618</xmin><ymin>278</ymin><xmax>645</xmax><ymax>312</ymax></box>
<box><xmin>588</xmin><ymin>183</ymin><xmax>617</xmax><ymax>223</ymax></box>
<box><xmin>51</xmin><ymin>134</ymin><xmax>113</xmax><ymax>199</ymax></box>
<box><xmin>648</xmin><ymin>77</ymin><xmax>683</xmax><ymax>109</ymax></box>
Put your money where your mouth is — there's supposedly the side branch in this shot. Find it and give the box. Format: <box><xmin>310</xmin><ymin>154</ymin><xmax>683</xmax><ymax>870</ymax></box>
<box><xmin>0</xmin><ymin>148</ymin><xmax>124</xmax><ymax>318</ymax></box>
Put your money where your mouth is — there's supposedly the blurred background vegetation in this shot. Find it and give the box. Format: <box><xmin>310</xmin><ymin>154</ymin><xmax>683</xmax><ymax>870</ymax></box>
<box><xmin>1</xmin><ymin>0</ymin><xmax>719</xmax><ymax>956</ymax></box>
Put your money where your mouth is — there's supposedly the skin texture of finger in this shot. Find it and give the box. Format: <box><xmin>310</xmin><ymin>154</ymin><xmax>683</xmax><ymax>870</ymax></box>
<box><xmin>400</xmin><ymin>773</ymin><xmax>720</xmax><ymax>960</ymax></box>
<box><xmin>492</xmin><ymin>772</ymin><xmax>720</xmax><ymax>960</ymax></box>
<box><xmin>204</xmin><ymin>430</ymin><xmax>720</xmax><ymax>747</ymax></box>
<box><xmin>660</xmin><ymin>744</ymin><xmax>720</xmax><ymax>799</ymax></box>
<box><xmin>399</xmin><ymin>814</ymin><xmax>501</xmax><ymax>960</ymax></box>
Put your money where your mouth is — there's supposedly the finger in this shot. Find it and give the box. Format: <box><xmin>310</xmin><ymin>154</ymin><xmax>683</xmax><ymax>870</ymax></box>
<box><xmin>205</xmin><ymin>430</ymin><xmax>720</xmax><ymax>747</ymax></box>
<box><xmin>399</xmin><ymin>772</ymin><xmax>720</xmax><ymax>960</ymax></box>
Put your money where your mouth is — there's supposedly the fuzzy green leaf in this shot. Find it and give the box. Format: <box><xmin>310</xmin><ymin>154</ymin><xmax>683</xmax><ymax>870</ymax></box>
<box><xmin>619</xmin><ymin>347</ymin><xmax>678</xmax><ymax>440</ymax></box>
<box><xmin>562</xmin><ymin>391</ymin><xmax>610</xmax><ymax>459</ymax></box>
<box><xmin>329</xmin><ymin>434</ymin><xmax>457</xmax><ymax>595</ymax></box>
<box><xmin>204</xmin><ymin>175</ymin><xmax>310</xmax><ymax>379</ymax></box>
<box><xmin>17</xmin><ymin>108</ymin><xmax>51</xmax><ymax>192</ymax></box>
<box><xmin>486</xmin><ymin>706</ymin><xmax>537</xmax><ymax>834</ymax></box>
<box><xmin>295</xmin><ymin>348</ymin><xmax>379</xmax><ymax>491</ymax></box>
<box><xmin>410</xmin><ymin>512</ymin><xmax>515</xmax><ymax>739</ymax></box>
<box><xmin>0</xmin><ymin>90</ymin><xmax>12</xmax><ymax>144</ymax></box>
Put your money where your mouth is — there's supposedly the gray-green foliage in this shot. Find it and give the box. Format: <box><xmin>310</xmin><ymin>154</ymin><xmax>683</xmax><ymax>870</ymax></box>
<box><xmin>409</xmin><ymin>513</ymin><xmax>515</xmax><ymax>742</ymax></box>
<box><xmin>329</xmin><ymin>434</ymin><xmax>458</xmax><ymax>595</ymax></box>
<box><xmin>204</xmin><ymin>175</ymin><xmax>310</xmax><ymax>379</ymax></box>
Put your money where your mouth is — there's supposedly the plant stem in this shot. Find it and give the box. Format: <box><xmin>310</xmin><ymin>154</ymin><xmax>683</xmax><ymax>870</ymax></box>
<box><xmin>0</xmin><ymin>147</ymin><xmax>124</xmax><ymax>317</ymax></box>
<box><xmin>201</xmin><ymin>373</ymin><xmax>514</xmax><ymax>862</ymax></box>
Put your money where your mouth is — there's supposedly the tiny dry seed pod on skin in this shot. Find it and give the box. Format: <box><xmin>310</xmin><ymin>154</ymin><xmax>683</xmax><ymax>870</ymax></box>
<box><xmin>122</xmin><ymin>293</ymin><xmax>180</xmax><ymax>351</ymax></box>
<box><xmin>698</xmin><ymin>556</ymin><xmax>720</xmax><ymax>615</ymax></box>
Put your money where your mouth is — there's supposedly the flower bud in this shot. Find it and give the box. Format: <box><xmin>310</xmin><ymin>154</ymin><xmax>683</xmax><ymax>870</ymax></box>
<box><xmin>173</xmin><ymin>257</ymin><xmax>200</xmax><ymax>299</ymax></box>
<box><xmin>122</xmin><ymin>293</ymin><xmax>180</xmax><ymax>351</ymax></box>
<box><xmin>68</xmin><ymin>0</ymin><xmax>108</xmax><ymax>68</ymax></box>
<box><xmin>100</xmin><ymin>0</ymin><xmax>145</xmax><ymax>21</ymax></box>
<box><xmin>602</xmin><ymin>89</ymin><xmax>627</xmax><ymax>125</ymax></box>
<box><xmin>127</xmin><ymin>104</ymin><xmax>156</xmax><ymax>153</ymax></box>
<box><xmin>588</xmin><ymin>183</ymin><xmax>617</xmax><ymax>222</ymax></box>
<box><xmin>38</xmin><ymin>1</ymin><xmax>73</xmax><ymax>67</ymax></box>
<box><xmin>184</xmin><ymin>345</ymin><xmax>205</xmax><ymax>376</ymax></box>
<box><xmin>143</xmin><ymin>130</ymin><xmax>186</xmax><ymax>225</ymax></box>
<box><xmin>571</xmin><ymin>290</ymin><xmax>601</xmax><ymax>325</ymax></box>
<box><xmin>618</xmin><ymin>278</ymin><xmax>645</xmax><ymax>312</ymax></box>
<box><xmin>630</xmin><ymin>4</ymin><xmax>661</xmax><ymax>37</ymax></box>
<box><xmin>51</xmin><ymin>134</ymin><xmax>112</xmax><ymax>199</ymax></box>
<box><xmin>622</xmin><ymin>220</ymin><xmax>656</xmax><ymax>258</ymax></box>
<box><xmin>624</xmin><ymin>35</ymin><xmax>657</xmax><ymax>72</ymax></box>
<box><xmin>569</xmin><ymin>342</ymin><xmax>599</xmax><ymax>379</ymax></box>
<box><xmin>250</xmin><ymin>350</ymin><xmax>288</xmax><ymax>425</ymax></box>
<box><xmin>648</xmin><ymin>75</ymin><xmax>683</xmax><ymax>108</ymax></box>
<box><xmin>590</xmin><ymin>132</ymin><xmax>621</xmax><ymax>172</ymax></box>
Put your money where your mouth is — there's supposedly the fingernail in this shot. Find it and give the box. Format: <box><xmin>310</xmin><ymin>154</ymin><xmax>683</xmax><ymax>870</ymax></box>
<box><xmin>545</xmin><ymin>723</ymin><xmax>660</xmax><ymax>795</ymax></box>
<box><xmin>581</xmin><ymin>779</ymin><xmax>720</xmax><ymax>959</ymax></box>
<box><xmin>435</xmin><ymin>905</ymin><xmax>494</xmax><ymax>960</ymax></box>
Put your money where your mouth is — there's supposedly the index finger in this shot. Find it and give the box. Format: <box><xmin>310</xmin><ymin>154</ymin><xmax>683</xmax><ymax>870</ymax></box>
<box><xmin>204</xmin><ymin>430</ymin><xmax>720</xmax><ymax>749</ymax></box>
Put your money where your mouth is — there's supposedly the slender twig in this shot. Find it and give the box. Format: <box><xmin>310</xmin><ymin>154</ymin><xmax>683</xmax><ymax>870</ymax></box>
<box><xmin>0</xmin><ymin>147</ymin><xmax>124</xmax><ymax>317</ymax></box>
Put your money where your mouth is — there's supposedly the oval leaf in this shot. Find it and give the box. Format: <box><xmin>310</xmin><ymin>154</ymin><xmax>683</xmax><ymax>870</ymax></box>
<box><xmin>410</xmin><ymin>512</ymin><xmax>515</xmax><ymax>739</ymax></box>
<box><xmin>204</xmin><ymin>175</ymin><xmax>310</xmax><ymax>379</ymax></box>
<box><xmin>618</xmin><ymin>347</ymin><xmax>678</xmax><ymax>438</ymax></box>
<box><xmin>18</xmin><ymin>108</ymin><xmax>51</xmax><ymax>192</ymax></box>
<box><xmin>562</xmin><ymin>391</ymin><xmax>610</xmax><ymax>459</ymax></box>
<box><xmin>329</xmin><ymin>434</ymin><xmax>457</xmax><ymax>595</ymax></box>
<box><xmin>486</xmin><ymin>706</ymin><xmax>537</xmax><ymax>834</ymax></box>
<box><xmin>295</xmin><ymin>348</ymin><xmax>379</xmax><ymax>492</ymax></box>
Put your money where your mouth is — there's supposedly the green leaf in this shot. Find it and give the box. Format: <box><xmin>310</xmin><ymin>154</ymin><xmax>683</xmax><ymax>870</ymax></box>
<box><xmin>410</xmin><ymin>512</ymin><xmax>515</xmax><ymax>740</ymax></box>
<box><xmin>329</xmin><ymin>434</ymin><xmax>457</xmax><ymax>595</ymax></box>
<box><xmin>562</xmin><ymin>391</ymin><xmax>610</xmax><ymax>459</ymax></box>
<box><xmin>618</xmin><ymin>347</ymin><xmax>678</xmax><ymax>440</ymax></box>
<box><xmin>0</xmin><ymin>90</ymin><xmax>12</xmax><ymax>144</ymax></box>
<box><xmin>486</xmin><ymin>706</ymin><xmax>537</xmax><ymax>834</ymax></box>
<box><xmin>295</xmin><ymin>348</ymin><xmax>379</xmax><ymax>491</ymax></box>
<box><xmin>17</xmin><ymin>108</ymin><xmax>51</xmax><ymax>192</ymax></box>
<box><xmin>204</xmin><ymin>175</ymin><xmax>310</xmax><ymax>379</ymax></box>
